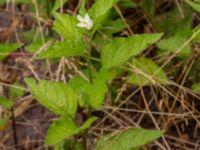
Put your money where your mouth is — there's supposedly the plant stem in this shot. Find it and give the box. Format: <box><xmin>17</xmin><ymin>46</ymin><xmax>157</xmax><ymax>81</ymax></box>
<box><xmin>83</xmin><ymin>37</ymin><xmax>94</xmax><ymax>149</ymax></box>
<box><xmin>87</xmin><ymin>47</ymin><xmax>93</xmax><ymax>83</ymax></box>
<box><xmin>85</xmin><ymin>36</ymin><xmax>94</xmax><ymax>83</ymax></box>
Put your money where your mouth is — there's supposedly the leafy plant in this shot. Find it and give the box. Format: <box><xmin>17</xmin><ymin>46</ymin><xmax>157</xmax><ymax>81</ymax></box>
<box><xmin>21</xmin><ymin>0</ymin><xmax>168</xmax><ymax>149</ymax></box>
<box><xmin>1</xmin><ymin>0</ymin><xmax>200</xmax><ymax>149</ymax></box>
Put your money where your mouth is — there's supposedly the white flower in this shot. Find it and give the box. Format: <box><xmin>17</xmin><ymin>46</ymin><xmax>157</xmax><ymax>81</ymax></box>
<box><xmin>77</xmin><ymin>13</ymin><xmax>93</xmax><ymax>30</ymax></box>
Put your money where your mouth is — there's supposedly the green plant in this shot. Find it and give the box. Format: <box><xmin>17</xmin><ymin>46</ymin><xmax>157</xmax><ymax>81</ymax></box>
<box><xmin>1</xmin><ymin>0</ymin><xmax>200</xmax><ymax>149</ymax></box>
<box><xmin>23</xmin><ymin>0</ymin><xmax>167</xmax><ymax>149</ymax></box>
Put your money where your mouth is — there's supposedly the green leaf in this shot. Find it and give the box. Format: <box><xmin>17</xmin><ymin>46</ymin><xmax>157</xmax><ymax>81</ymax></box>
<box><xmin>25</xmin><ymin>78</ymin><xmax>77</xmax><ymax>117</ymax></box>
<box><xmin>192</xmin><ymin>83</ymin><xmax>200</xmax><ymax>93</ymax></box>
<box><xmin>45</xmin><ymin>116</ymin><xmax>96</xmax><ymax>146</ymax></box>
<box><xmin>51</xmin><ymin>0</ymin><xmax>68</xmax><ymax>14</ymax></box>
<box><xmin>127</xmin><ymin>57</ymin><xmax>168</xmax><ymax>86</ymax></box>
<box><xmin>87</xmin><ymin>69</ymin><xmax>118</xmax><ymax>108</ymax></box>
<box><xmin>23</xmin><ymin>29</ymin><xmax>36</xmax><ymax>42</ymax></box>
<box><xmin>26</xmin><ymin>38</ymin><xmax>54</xmax><ymax>53</ymax></box>
<box><xmin>104</xmin><ymin>19</ymin><xmax>126</xmax><ymax>35</ymax></box>
<box><xmin>26</xmin><ymin>40</ymin><xmax>44</xmax><ymax>53</ymax></box>
<box><xmin>69</xmin><ymin>69</ymin><xmax>118</xmax><ymax>108</ymax></box>
<box><xmin>9</xmin><ymin>83</ymin><xmax>24</xmax><ymax>100</ymax></box>
<box><xmin>69</xmin><ymin>68</ymin><xmax>120</xmax><ymax>109</ymax></box>
<box><xmin>95</xmin><ymin>128</ymin><xmax>164</xmax><ymax>150</ymax></box>
<box><xmin>157</xmin><ymin>29</ymin><xmax>192</xmax><ymax>57</ymax></box>
<box><xmin>0</xmin><ymin>43</ymin><xmax>20</xmax><ymax>60</ymax></box>
<box><xmin>68</xmin><ymin>76</ymin><xmax>90</xmax><ymax>107</ymax></box>
<box><xmin>53</xmin><ymin>13</ymin><xmax>82</xmax><ymax>40</ymax></box>
<box><xmin>101</xmin><ymin>33</ymin><xmax>163</xmax><ymax>70</ymax></box>
<box><xmin>0</xmin><ymin>97</ymin><xmax>12</xmax><ymax>108</ymax></box>
<box><xmin>185</xmin><ymin>0</ymin><xmax>200</xmax><ymax>13</ymax></box>
<box><xmin>79</xmin><ymin>116</ymin><xmax>97</xmax><ymax>131</ymax></box>
<box><xmin>38</xmin><ymin>40</ymin><xmax>85</xmax><ymax>59</ymax></box>
<box><xmin>119</xmin><ymin>0</ymin><xmax>137</xmax><ymax>9</ymax></box>
<box><xmin>89</xmin><ymin>0</ymin><xmax>119</xmax><ymax>29</ymax></box>
<box><xmin>45</xmin><ymin>117</ymin><xmax>78</xmax><ymax>145</ymax></box>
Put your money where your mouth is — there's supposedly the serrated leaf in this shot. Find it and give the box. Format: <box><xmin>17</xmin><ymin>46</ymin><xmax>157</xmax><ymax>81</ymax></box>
<box><xmin>127</xmin><ymin>57</ymin><xmax>168</xmax><ymax>86</ymax></box>
<box><xmin>38</xmin><ymin>40</ymin><xmax>85</xmax><ymax>59</ymax></box>
<box><xmin>185</xmin><ymin>0</ymin><xmax>200</xmax><ymax>13</ymax></box>
<box><xmin>157</xmin><ymin>29</ymin><xmax>192</xmax><ymax>57</ymax></box>
<box><xmin>0</xmin><ymin>97</ymin><xmax>12</xmax><ymax>108</ymax></box>
<box><xmin>89</xmin><ymin>0</ymin><xmax>119</xmax><ymax>29</ymax></box>
<box><xmin>45</xmin><ymin>116</ymin><xmax>96</xmax><ymax>146</ymax></box>
<box><xmin>101</xmin><ymin>33</ymin><xmax>163</xmax><ymax>70</ymax></box>
<box><xmin>87</xmin><ymin>69</ymin><xmax>118</xmax><ymax>108</ymax></box>
<box><xmin>68</xmin><ymin>76</ymin><xmax>90</xmax><ymax>107</ymax></box>
<box><xmin>53</xmin><ymin>13</ymin><xmax>82</xmax><ymax>40</ymax></box>
<box><xmin>95</xmin><ymin>128</ymin><xmax>164</xmax><ymax>150</ymax></box>
<box><xmin>69</xmin><ymin>69</ymin><xmax>118</xmax><ymax>108</ymax></box>
<box><xmin>0</xmin><ymin>43</ymin><xmax>20</xmax><ymax>60</ymax></box>
<box><xmin>25</xmin><ymin>78</ymin><xmax>77</xmax><ymax>117</ymax></box>
<box><xmin>89</xmin><ymin>0</ymin><xmax>119</xmax><ymax>19</ymax></box>
<box><xmin>45</xmin><ymin>117</ymin><xmax>78</xmax><ymax>145</ymax></box>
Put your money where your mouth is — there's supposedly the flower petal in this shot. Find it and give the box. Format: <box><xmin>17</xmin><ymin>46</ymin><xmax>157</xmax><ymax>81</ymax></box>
<box><xmin>89</xmin><ymin>20</ymin><xmax>93</xmax><ymax>27</ymax></box>
<box><xmin>84</xmin><ymin>13</ymin><xmax>90</xmax><ymax>21</ymax></box>
<box><xmin>77</xmin><ymin>15</ymin><xmax>84</xmax><ymax>22</ymax></box>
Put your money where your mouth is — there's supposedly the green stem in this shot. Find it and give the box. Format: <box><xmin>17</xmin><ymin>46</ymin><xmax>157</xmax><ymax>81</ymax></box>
<box><xmin>85</xmin><ymin>35</ymin><xmax>94</xmax><ymax>83</ymax></box>
<box><xmin>87</xmin><ymin>47</ymin><xmax>93</xmax><ymax>83</ymax></box>
<box><xmin>83</xmin><ymin>37</ymin><xmax>94</xmax><ymax>149</ymax></box>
